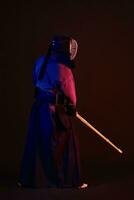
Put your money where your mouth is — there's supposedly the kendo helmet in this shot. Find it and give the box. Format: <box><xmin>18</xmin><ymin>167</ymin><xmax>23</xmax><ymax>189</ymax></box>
<box><xmin>50</xmin><ymin>35</ymin><xmax>78</xmax><ymax>60</ymax></box>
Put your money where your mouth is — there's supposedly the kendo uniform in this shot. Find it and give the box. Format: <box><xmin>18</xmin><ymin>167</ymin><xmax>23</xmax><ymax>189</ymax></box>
<box><xmin>18</xmin><ymin>53</ymin><xmax>81</xmax><ymax>188</ymax></box>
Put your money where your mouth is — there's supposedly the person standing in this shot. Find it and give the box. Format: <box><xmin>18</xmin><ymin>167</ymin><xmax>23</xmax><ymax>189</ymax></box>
<box><xmin>18</xmin><ymin>35</ymin><xmax>88</xmax><ymax>189</ymax></box>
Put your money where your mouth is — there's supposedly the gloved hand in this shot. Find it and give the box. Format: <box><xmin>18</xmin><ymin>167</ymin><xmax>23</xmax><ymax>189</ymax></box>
<box><xmin>66</xmin><ymin>104</ymin><xmax>77</xmax><ymax>116</ymax></box>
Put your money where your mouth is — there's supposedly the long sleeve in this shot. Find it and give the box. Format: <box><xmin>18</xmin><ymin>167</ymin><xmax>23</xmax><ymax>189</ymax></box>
<box><xmin>58</xmin><ymin>64</ymin><xmax>77</xmax><ymax>106</ymax></box>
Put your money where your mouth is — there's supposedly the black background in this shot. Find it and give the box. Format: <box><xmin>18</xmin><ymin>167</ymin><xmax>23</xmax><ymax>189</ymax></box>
<box><xmin>0</xmin><ymin>0</ymin><xmax>134</xmax><ymax>183</ymax></box>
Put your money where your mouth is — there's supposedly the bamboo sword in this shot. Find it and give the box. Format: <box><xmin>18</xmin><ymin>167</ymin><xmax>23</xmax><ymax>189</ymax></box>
<box><xmin>76</xmin><ymin>112</ymin><xmax>123</xmax><ymax>154</ymax></box>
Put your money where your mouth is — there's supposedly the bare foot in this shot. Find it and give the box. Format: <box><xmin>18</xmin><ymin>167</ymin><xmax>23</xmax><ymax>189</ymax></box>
<box><xmin>78</xmin><ymin>183</ymin><xmax>88</xmax><ymax>189</ymax></box>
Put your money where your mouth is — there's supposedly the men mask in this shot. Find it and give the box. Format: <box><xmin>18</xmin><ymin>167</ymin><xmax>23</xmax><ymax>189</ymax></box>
<box><xmin>69</xmin><ymin>39</ymin><xmax>78</xmax><ymax>60</ymax></box>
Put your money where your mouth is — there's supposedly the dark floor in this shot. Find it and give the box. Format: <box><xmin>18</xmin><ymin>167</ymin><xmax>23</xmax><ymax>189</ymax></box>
<box><xmin>0</xmin><ymin>169</ymin><xmax>133</xmax><ymax>200</ymax></box>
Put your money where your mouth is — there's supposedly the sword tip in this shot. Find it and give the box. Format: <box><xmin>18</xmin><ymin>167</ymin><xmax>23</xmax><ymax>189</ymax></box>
<box><xmin>119</xmin><ymin>149</ymin><xmax>123</xmax><ymax>154</ymax></box>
